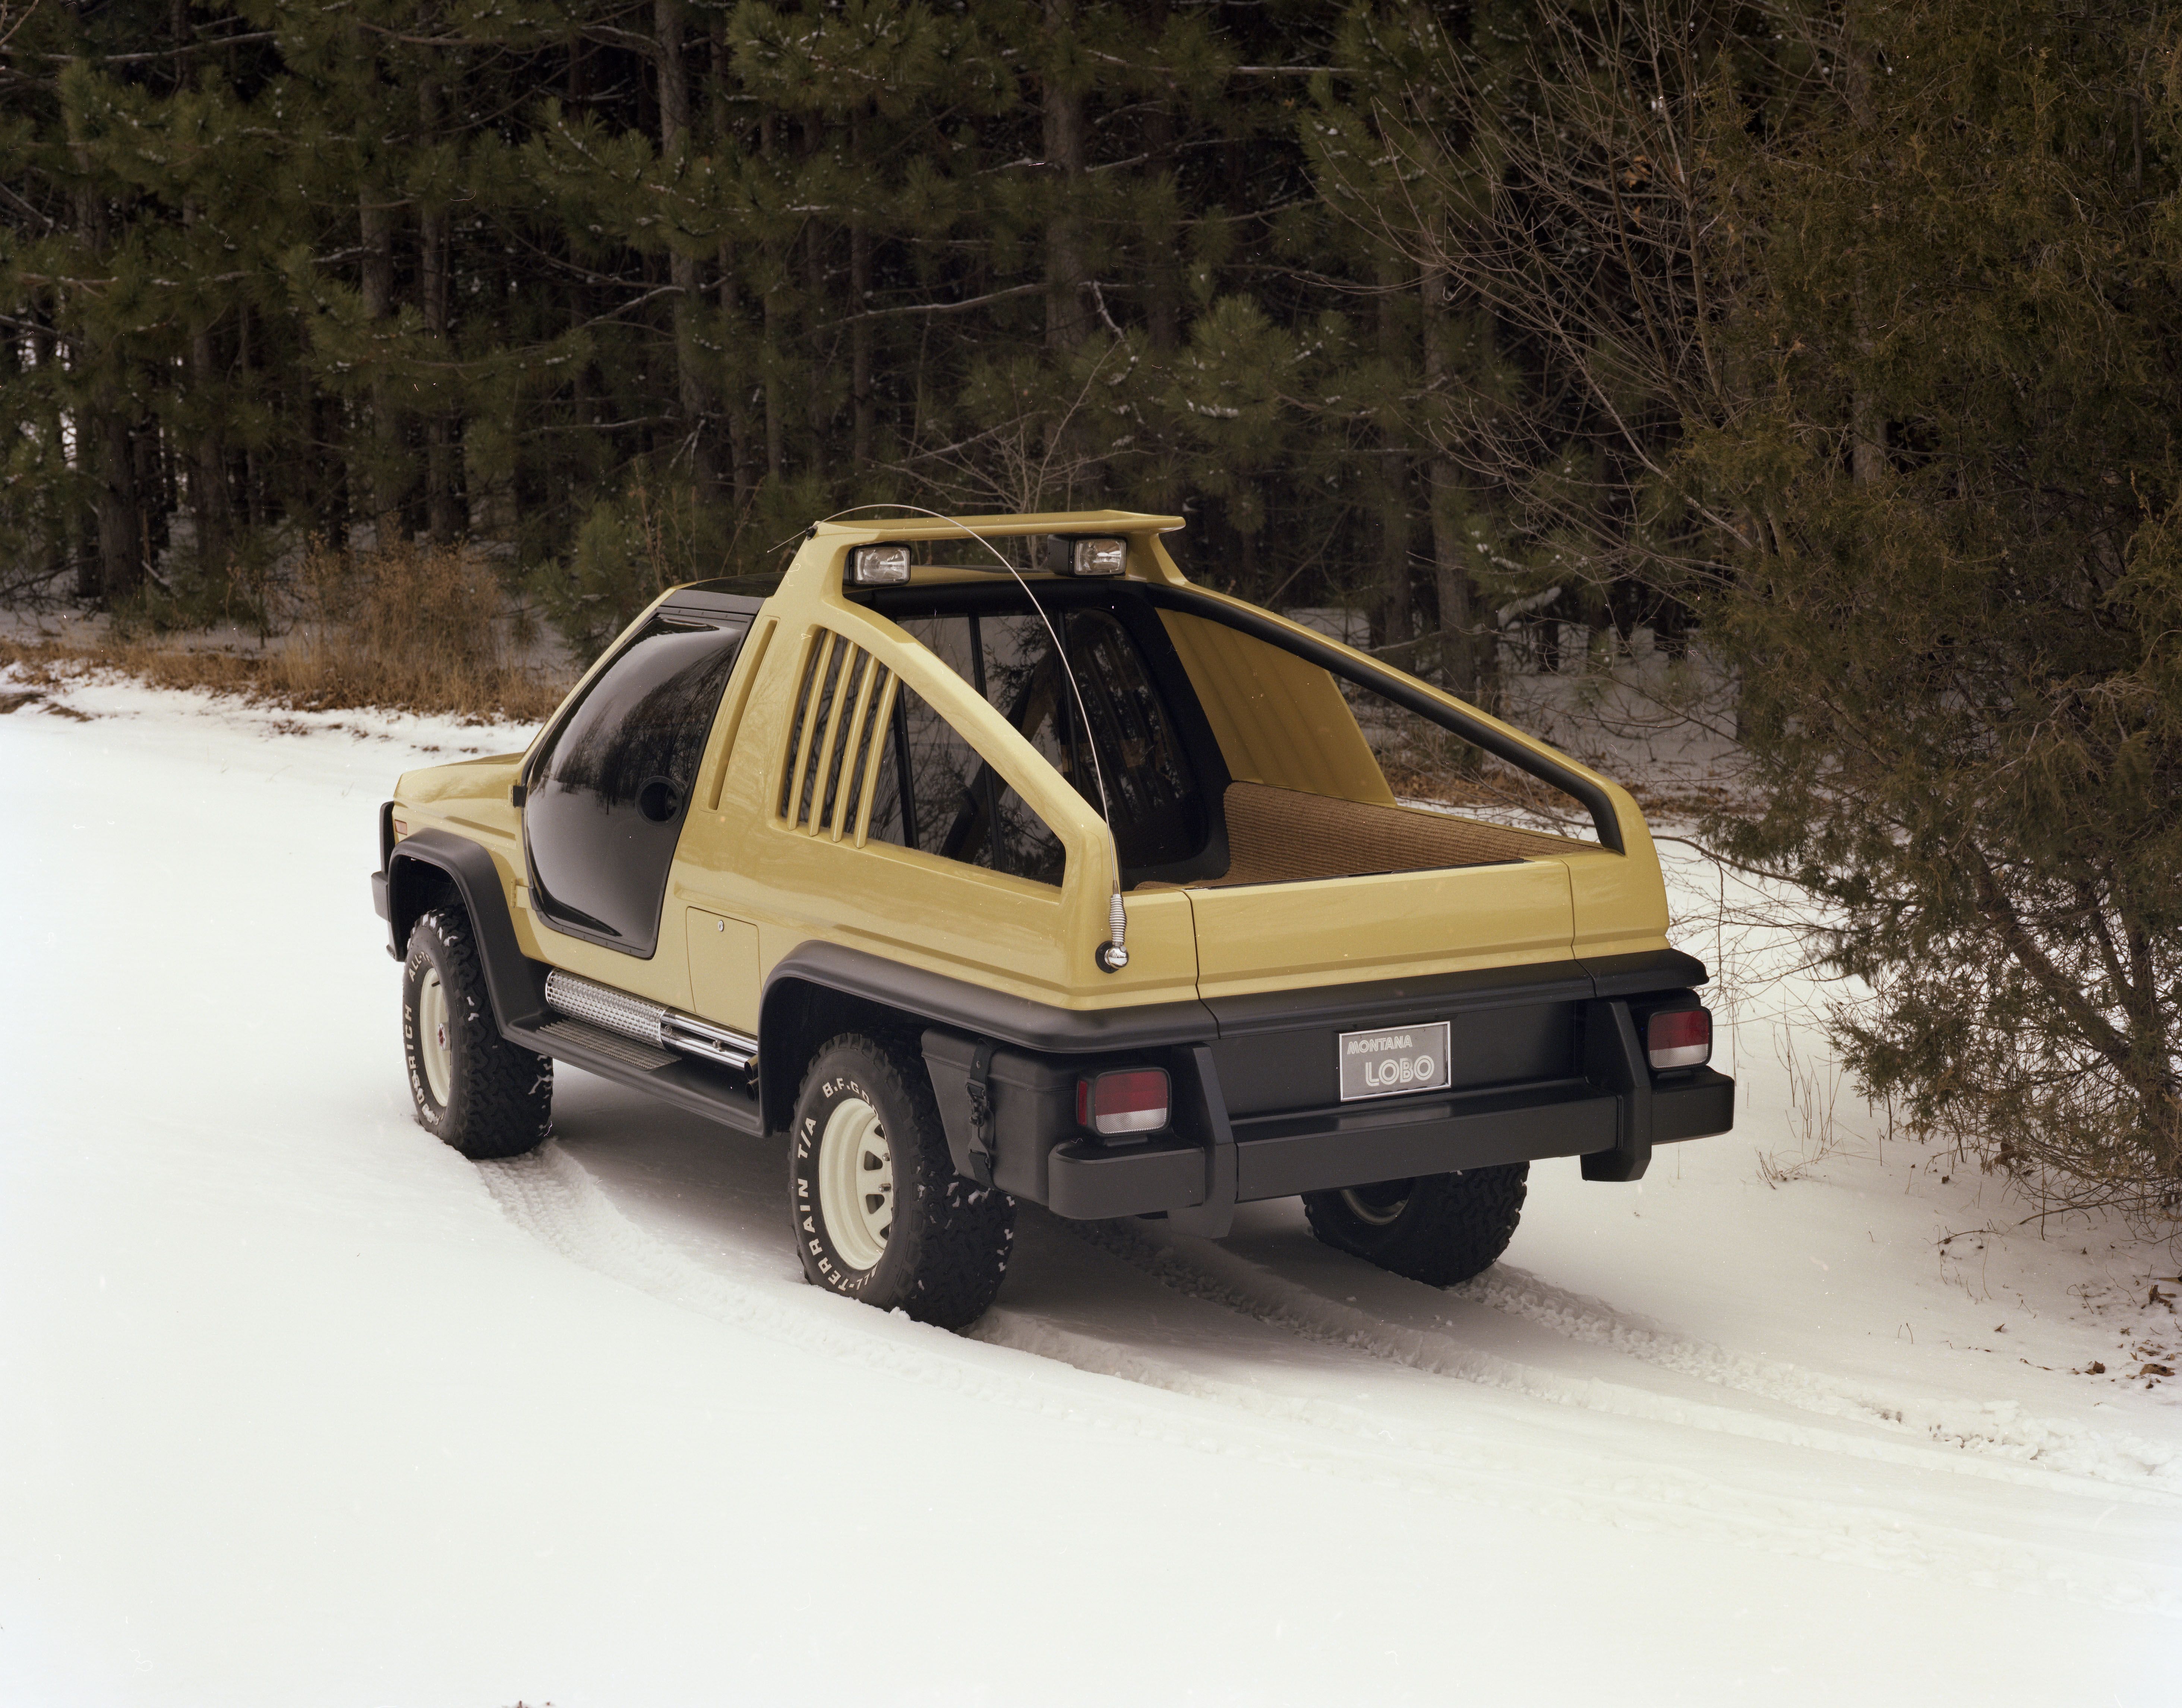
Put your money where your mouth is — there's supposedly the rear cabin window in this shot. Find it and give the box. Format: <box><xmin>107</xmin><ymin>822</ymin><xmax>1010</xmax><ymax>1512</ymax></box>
<box><xmin>779</xmin><ymin>626</ymin><xmax>1069</xmax><ymax>885</ymax></box>
<box><xmin>861</xmin><ymin>682</ymin><xmax>1067</xmax><ymax>884</ymax></box>
<box><xmin>881</xmin><ymin>604</ymin><xmax>1213</xmax><ymax>882</ymax></box>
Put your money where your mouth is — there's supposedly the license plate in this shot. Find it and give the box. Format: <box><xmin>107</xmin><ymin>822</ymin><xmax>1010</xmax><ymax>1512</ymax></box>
<box><xmin>1338</xmin><ymin>1021</ymin><xmax>1452</xmax><ymax>1102</ymax></box>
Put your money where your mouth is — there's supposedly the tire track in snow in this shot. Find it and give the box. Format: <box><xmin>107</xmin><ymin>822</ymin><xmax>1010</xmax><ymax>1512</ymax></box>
<box><xmin>1457</xmin><ymin>1262</ymin><xmax>2182</xmax><ymax>1492</ymax></box>
<box><xmin>1070</xmin><ymin>1218</ymin><xmax>2182</xmax><ymax>1500</ymax></box>
<box><xmin>480</xmin><ymin>1143</ymin><xmax>2181</xmax><ymax>1616</ymax></box>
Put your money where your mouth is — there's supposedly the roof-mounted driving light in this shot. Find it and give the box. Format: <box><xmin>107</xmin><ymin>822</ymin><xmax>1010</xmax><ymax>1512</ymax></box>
<box><xmin>1046</xmin><ymin>535</ymin><xmax>1127</xmax><ymax>578</ymax></box>
<box><xmin>849</xmin><ymin>544</ymin><xmax>911</xmax><ymax>586</ymax></box>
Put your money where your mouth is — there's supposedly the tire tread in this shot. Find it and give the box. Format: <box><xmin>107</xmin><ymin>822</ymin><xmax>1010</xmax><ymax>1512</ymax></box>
<box><xmin>792</xmin><ymin>1032</ymin><xmax>1014</xmax><ymax>1328</ymax></box>
<box><xmin>405</xmin><ymin>907</ymin><xmax>553</xmax><ymax>1161</ymax></box>
<box><xmin>1302</xmin><ymin>1163</ymin><xmax>1528</xmax><ymax>1287</ymax></box>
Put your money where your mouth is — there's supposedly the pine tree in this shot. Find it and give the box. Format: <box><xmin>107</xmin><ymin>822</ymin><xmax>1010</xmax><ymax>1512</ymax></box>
<box><xmin>1686</xmin><ymin>0</ymin><xmax>2182</xmax><ymax>1219</ymax></box>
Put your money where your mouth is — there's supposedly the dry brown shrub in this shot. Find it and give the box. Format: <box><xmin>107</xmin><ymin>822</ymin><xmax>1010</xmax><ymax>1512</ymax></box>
<box><xmin>2</xmin><ymin>541</ymin><xmax>572</xmax><ymax>721</ymax></box>
<box><xmin>271</xmin><ymin>539</ymin><xmax>565</xmax><ymax>719</ymax></box>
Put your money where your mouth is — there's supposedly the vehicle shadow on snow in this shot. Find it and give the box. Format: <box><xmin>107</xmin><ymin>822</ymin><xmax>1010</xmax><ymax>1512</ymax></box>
<box><xmin>543</xmin><ymin>1061</ymin><xmax>1358</xmax><ymax>1318</ymax></box>
<box><xmin>540</xmin><ymin>1061</ymin><xmax>1570</xmax><ymax>1368</ymax></box>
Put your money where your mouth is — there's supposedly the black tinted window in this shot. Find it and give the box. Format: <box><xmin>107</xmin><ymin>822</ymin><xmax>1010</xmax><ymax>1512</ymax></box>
<box><xmin>896</xmin><ymin>607</ymin><xmax>1204</xmax><ymax>873</ymax></box>
<box><xmin>525</xmin><ymin>611</ymin><xmax>748</xmax><ymax>954</ymax></box>
<box><xmin>864</xmin><ymin>684</ymin><xmax>1065</xmax><ymax>885</ymax></box>
<box><xmin>541</xmin><ymin>614</ymin><xmax>746</xmax><ymax>807</ymax></box>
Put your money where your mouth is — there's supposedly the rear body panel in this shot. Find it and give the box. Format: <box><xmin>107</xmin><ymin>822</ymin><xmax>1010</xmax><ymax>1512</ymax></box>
<box><xmin>1187</xmin><ymin>859</ymin><xmax>1577</xmax><ymax>995</ymax></box>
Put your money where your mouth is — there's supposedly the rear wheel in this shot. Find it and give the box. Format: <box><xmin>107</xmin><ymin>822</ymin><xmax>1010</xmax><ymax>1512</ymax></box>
<box><xmin>402</xmin><ymin>907</ymin><xmax>553</xmax><ymax>1160</ymax></box>
<box><xmin>789</xmin><ymin>1033</ymin><xmax>1014</xmax><ymax>1328</ymax></box>
<box><xmin>1302</xmin><ymin>1163</ymin><xmax>1528</xmax><ymax>1286</ymax></box>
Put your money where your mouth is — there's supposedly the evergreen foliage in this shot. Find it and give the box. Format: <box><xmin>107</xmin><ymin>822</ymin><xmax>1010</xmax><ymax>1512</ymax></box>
<box><xmin>1682</xmin><ymin>0</ymin><xmax>2182</xmax><ymax>1219</ymax></box>
<box><xmin>2</xmin><ymin>0</ymin><xmax>1525</xmax><ymax>670</ymax></box>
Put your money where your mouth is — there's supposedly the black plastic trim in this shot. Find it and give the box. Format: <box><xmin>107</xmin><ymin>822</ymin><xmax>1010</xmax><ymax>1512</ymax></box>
<box><xmin>1232</xmin><ymin>1077</ymin><xmax>1619</xmax><ymax>1201</ymax></box>
<box><xmin>1579</xmin><ymin>999</ymin><xmax>1653</xmax><ymax>1181</ymax></box>
<box><xmin>1652</xmin><ymin>1068</ymin><xmax>1736</xmax><ymax>1144</ymax></box>
<box><xmin>1048</xmin><ymin>1136</ymin><xmax>1208</xmax><ymax>1219</ymax></box>
<box><xmin>767</xmin><ymin>941</ymin><xmax>1219</xmax><ymax>1055</ymax></box>
<box><xmin>1162</xmin><ymin>1043</ymin><xmax>1237</xmax><ymax>1236</ymax></box>
<box><xmin>1141</xmin><ymin>583</ymin><xmax>1626</xmax><ymax>852</ymax></box>
<box><xmin>383</xmin><ymin>828</ymin><xmax>549</xmax><ymax>1033</ymax></box>
<box><xmin>1579</xmin><ymin>948</ymin><xmax>1710</xmax><ymax>995</ymax></box>
<box><xmin>511</xmin><ymin>1017</ymin><xmax>764</xmax><ymax>1135</ymax></box>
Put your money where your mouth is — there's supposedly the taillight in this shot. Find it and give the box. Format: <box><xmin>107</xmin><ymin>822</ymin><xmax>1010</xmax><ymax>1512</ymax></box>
<box><xmin>1646</xmin><ymin>1007</ymin><xmax>1711</xmax><ymax>1071</ymax></box>
<box><xmin>1076</xmin><ymin>1068</ymin><xmax>1169</xmax><ymax>1136</ymax></box>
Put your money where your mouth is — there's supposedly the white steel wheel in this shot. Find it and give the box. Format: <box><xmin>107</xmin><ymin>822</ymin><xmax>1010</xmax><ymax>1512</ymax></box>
<box><xmin>1338</xmin><ymin>1179</ymin><xmax>1412</xmax><ymax>1227</ymax></box>
<box><xmin>817</xmin><ymin>1096</ymin><xmax>894</xmax><ymax>1271</ymax></box>
<box><xmin>417</xmin><ymin>965</ymin><xmax>454</xmax><ymax>1106</ymax></box>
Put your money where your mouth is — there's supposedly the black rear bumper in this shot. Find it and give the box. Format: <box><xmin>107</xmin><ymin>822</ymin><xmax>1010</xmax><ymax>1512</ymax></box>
<box><xmin>920</xmin><ymin>961</ymin><xmax>1737</xmax><ymax>1236</ymax></box>
<box><xmin>1037</xmin><ymin>1067</ymin><xmax>1734</xmax><ymax>1221</ymax></box>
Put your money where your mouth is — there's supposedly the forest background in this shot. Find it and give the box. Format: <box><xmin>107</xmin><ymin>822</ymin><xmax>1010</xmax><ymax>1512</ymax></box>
<box><xmin>5</xmin><ymin>0</ymin><xmax>2181</xmax><ymax>1226</ymax></box>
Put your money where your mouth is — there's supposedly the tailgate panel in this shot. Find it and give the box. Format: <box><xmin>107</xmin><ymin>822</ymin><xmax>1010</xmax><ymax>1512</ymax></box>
<box><xmin>1187</xmin><ymin>860</ymin><xmax>1575</xmax><ymax>994</ymax></box>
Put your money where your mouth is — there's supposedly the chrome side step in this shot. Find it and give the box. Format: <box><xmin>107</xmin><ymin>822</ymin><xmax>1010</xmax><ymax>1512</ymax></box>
<box><xmin>543</xmin><ymin>970</ymin><xmax>758</xmax><ymax>1076</ymax></box>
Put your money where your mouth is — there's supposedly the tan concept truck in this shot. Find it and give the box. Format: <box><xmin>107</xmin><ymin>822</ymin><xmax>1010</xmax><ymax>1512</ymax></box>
<box><xmin>373</xmin><ymin>510</ymin><xmax>1733</xmax><ymax>1328</ymax></box>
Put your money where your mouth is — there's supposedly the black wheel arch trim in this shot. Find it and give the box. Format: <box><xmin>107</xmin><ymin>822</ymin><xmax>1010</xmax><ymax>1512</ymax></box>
<box><xmin>759</xmin><ymin>940</ymin><xmax>1218</xmax><ymax>1137</ymax></box>
<box><xmin>380</xmin><ymin>825</ymin><xmax>550</xmax><ymax>1035</ymax></box>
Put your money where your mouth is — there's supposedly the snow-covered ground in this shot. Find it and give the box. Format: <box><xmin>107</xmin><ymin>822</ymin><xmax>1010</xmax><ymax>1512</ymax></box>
<box><xmin>3</xmin><ymin>665</ymin><xmax>2178</xmax><ymax>1708</ymax></box>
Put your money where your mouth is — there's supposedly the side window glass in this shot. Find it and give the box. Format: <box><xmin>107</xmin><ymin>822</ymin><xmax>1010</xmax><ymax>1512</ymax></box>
<box><xmin>862</xmin><ymin>681</ymin><xmax>1065</xmax><ymax>885</ymax></box>
<box><xmin>525</xmin><ymin>611</ymin><xmax>748</xmax><ymax>954</ymax></box>
<box><xmin>538</xmin><ymin>614</ymin><xmax>746</xmax><ymax>813</ymax></box>
<box><xmin>898</xmin><ymin>608</ymin><xmax>1204</xmax><ymax>873</ymax></box>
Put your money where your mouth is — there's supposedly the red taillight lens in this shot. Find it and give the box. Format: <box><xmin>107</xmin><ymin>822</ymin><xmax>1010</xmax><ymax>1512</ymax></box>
<box><xmin>1647</xmin><ymin>1007</ymin><xmax>1711</xmax><ymax>1071</ymax></box>
<box><xmin>1076</xmin><ymin>1068</ymin><xmax>1170</xmax><ymax>1136</ymax></box>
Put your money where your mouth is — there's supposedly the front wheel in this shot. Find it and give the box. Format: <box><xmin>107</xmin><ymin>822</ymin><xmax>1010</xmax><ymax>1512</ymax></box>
<box><xmin>788</xmin><ymin>1033</ymin><xmax>1014</xmax><ymax>1328</ymax></box>
<box><xmin>402</xmin><ymin>907</ymin><xmax>553</xmax><ymax>1160</ymax></box>
<box><xmin>1302</xmin><ymin>1163</ymin><xmax>1528</xmax><ymax>1286</ymax></box>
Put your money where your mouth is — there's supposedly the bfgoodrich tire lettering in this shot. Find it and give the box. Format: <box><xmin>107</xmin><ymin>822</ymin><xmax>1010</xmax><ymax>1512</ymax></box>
<box><xmin>789</xmin><ymin>1032</ymin><xmax>1014</xmax><ymax>1328</ymax></box>
<box><xmin>402</xmin><ymin>907</ymin><xmax>553</xmax><ymax>1160</ymax></box>
<box><xmin>1302</xmin><ymin>1163</ymin><xmax>1528</xmax><ymax>1287</ymax></box>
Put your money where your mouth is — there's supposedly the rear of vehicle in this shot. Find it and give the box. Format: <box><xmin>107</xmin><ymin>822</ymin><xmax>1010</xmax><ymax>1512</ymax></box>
<box><xmin>820</xmin><ymin>535</ymin><xmax>1732</xmax><ymax>1248</ymax></box>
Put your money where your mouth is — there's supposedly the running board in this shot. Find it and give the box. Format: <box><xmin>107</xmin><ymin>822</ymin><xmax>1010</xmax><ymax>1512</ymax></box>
<box><xmin>511</xmin><ymin>1011</ymin><xmax>764</xmax><ymax>1135</ymax></box>
<box><xmin>502</xmin><ymin>971</ymin><xmax>763</xmax><ymax>1137</ymax></box>
<box><xmin>544</xmin><ymin>969</ymin><xmax>758</xmax><ymax>1073</ymax></box>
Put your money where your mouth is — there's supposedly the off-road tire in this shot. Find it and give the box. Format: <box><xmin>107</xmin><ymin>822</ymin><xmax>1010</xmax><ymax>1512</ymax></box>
<box><xmin>1302</xmin><ymin>1163</ymin><xmax>1528</xmax><ymax>1287</ymax></box>
<box><xmin>402</xmin><ymin>906</ymin><xmax>553</xmax><ymax>1161</ymax></box>
<box><xmin>789</xmin><ymin>1032</ymin><xmax>1015</xmax><ymax>1329</ymax></box>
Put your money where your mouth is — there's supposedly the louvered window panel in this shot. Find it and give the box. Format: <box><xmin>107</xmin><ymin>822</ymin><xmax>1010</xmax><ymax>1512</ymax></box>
<box><xmin>779</xmin><ymin>629</ymin><xmax>897</xmax><ymax>845</ymax></box>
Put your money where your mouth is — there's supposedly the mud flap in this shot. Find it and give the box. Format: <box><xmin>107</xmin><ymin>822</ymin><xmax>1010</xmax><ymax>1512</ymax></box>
<box><xmin>1579</xmin><ymin>998</ymin><xmax>1653</xmax><ymax>1182</ymax></box>
<box><xmin>1164</xmin><ymin>1044</ymin><xmax>1237</xmax><ymax>1237</ymax></box>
